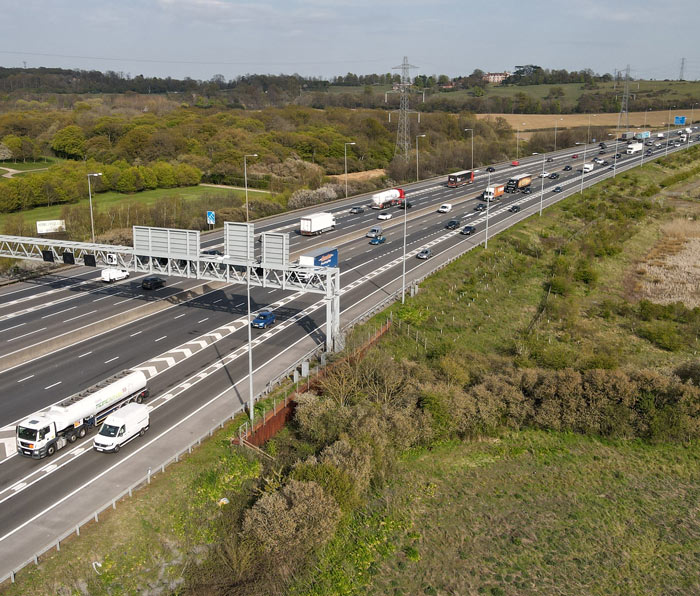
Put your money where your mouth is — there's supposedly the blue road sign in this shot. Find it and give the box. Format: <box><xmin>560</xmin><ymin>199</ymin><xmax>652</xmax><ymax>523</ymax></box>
<box><xmin>207</xmin><ymin>211</ymin><xmax>215</xmax><ymax>225</ymax></box>
<box><xmin>674</xmin><ymin>116</ymin><xmax>686</xmax><ymax>125</ymax></box>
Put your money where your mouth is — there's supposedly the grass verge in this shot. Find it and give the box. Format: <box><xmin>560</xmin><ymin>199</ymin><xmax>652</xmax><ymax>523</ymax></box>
<box><xmin>292</xmin><ymin>430</ymin><xmax>700</xmax><ymax>596</ymax></box>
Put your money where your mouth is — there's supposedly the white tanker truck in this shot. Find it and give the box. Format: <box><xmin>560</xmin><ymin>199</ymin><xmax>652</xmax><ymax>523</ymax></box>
<box><xmin>16</xmin><ymin>369</ymin><xmax>149</xmax><ymax>459</ymax></box>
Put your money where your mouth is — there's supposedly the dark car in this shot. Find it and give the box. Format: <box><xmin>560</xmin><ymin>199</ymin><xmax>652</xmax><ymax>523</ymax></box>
<box><xmin>549</xmin><ymin>173</ymin><xmax>560</xmax><ymax>179</ymax></box>
<box><xmin>251</xmin><ymin>311</ymin><xmax>276</xmax><ymax>329</ymax></box>
<box><xmin>474</xmin><ymin>203</ymin><xmax>487</xmax><ymax>212</ymax></box>
<box><xmin>508</xmin><ymin>205</ymin><xmax>521</xmax><ymax>213</ymax></box>
<box><xmin>645</xmin><ymin>149</ymin><xmax>653</xmax><ymax>155</ymax></box>
<box><xmin>613</xmin><ymin>153</ymin><xmax>622</xmax><ymax>159</ymax></box>
<box><xmin>599</xmin><ymin>142</ymin><xmax>607</xmax><ymax>149</ymax></box>
<box><xmin>397</xmin><ymin>201</ymin><xmax>413</xmax><ymax>209</ymax></box>
<box><xmin>416</xmin><ymin>248</ymin><xmax>433</xmax><ymax>260</ymax></box>
<box><xmin>446</xmin><ymin>219</ymin><xmax>461</xmax><ymax>230</ymax></box>
<box><xmin>141</xmin><ymin>276</ymin><xmax>165</xmax><ymax>290</ymax></box>
<box><xmin>563</xmin><ymin>165</ymin><xmax>573</xmax><ymax>171</ymax></box>
<box><xmin>602</xmin><ymin>160</ymin><xmax>610</xmax><ymax>166</ymax></box>
<box><xmin>546</xmin><ymin>157</ymin><xmax>554</xmax><ymax>163</ymax></box>
<box><xmin>486</xmin><ymin>166</ymin><xmax>496</xmax><ymax>172</ymax></box>
<box><xmin>571</xmin><ymin>154</ymin><xmax>579</xmax><ymax>158</ymax></box>
<box><xmin>369</xmin><ymin>234</ymin><xmax>386</xmax><ymax>245</ymax></box>
<box><xmin>599</xmin><ymin>149</ymin><xmax>606</xmax><ymax>154</ymax></box>
<box><xmin>461</xmin><ymin>225</ymin><xmax>476</xmax><ymax>235</ymax></box>
<box><xmin>349</xmin><ymin>206</ymin><xmax>364</xmax><ymax>214</ymax></box>
<box><xmin>552</xmin><ymin>186</ymin><xmax>563</xmax><ymax>193</ymax></box>
<box><xmin>522</xmin><ymin>187</ymin><xmax>533</xmax><ymax>194</ymax></box>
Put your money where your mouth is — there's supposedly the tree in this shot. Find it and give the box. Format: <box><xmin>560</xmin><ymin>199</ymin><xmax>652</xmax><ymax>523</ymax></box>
<box><xmin>51</xmin><ymin>125</ymin><xmax>86</xmax><ymax>159</ymax></box>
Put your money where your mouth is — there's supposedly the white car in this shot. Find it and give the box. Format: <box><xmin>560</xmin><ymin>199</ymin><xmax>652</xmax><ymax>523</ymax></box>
<box><xmin>377</xmin><ymin>212</ymin><xmax>392</xmax><ymax>221</ymax></box>
<box><xmin>101</xmin><ymin>268</ymin><xmax>130</xmax><ymax>283</ymax></box>
<box><xmin>437</xmin><ymin>203</ymin><xmax>452</xmax><ymax>213</ymax></box>
<box><xmin>593</xmin><ymin>158</ymin><xmax>604</xmax><ymax>164</ymax></box>
<box><xmin>538</xmin><ymin>171</ymin><xmax>550</xmax><ymax>178</ymax></box>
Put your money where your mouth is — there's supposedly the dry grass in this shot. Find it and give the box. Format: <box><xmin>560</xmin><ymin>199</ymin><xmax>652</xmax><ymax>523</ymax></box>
<box><xmin>633</xmin><ymin>218</ymin><xmax>700</xmax><ymax>306</ymax></box>
<box><xmin>328</xmin><ymin>168</ymin><xmax>386</xmax><ymax>183</ymax></box>
<box><xmin>478</xmin><ymin>111</ymin><xmax>677</xmax><ymax>131</ymax></box>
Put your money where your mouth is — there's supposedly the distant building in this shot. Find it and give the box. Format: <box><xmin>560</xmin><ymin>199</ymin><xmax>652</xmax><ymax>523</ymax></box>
<box><xmin>482</xmin><ymin>72</ymin><xmax>511</xmax><ymax>84</ymax></box>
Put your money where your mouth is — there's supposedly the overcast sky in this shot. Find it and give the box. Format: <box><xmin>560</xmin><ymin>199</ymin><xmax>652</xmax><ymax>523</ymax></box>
<box><xmin>1</xmin><ymin>0</ymin><xmax>697</xmax><ymax>81</ymax></box>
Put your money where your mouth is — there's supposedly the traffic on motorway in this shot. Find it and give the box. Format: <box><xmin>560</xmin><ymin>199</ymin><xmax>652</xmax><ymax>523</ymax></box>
<box><xmin>0</xmin><ymin>126</ymin><xmax>696</xmax><ymax>578</ymax></box>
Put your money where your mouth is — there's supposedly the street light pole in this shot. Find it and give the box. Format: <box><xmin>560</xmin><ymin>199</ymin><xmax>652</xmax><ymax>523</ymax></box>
<box><xmin>243</xmin><ymin>153</ymin><xmax>257</xmax><ymax>423</ymax></box>
<box><xmin>539</xmin><ymin>154</ymin><xmax>546</xmax><ymax>216</ymax></box>
<box><xmin>665</xmin><ymin>106</ymin><xmax>675</xmax><ymax>157</ymax></box>
<box><xmin>485</xmin><ymin>170</ymin><xmax>491</xmax><ymax>249</ymax></box>
<box><xmin>516</xmin><ymin>128</ymin><xmax>520</xmax><ymax>161</ymax></box>
<box><xmin>464</xmin><ymin>128</ymin><xmax>474</xmax><ymax>171</ymax></box>
<box><xmin>609</xmin><ymin>133</ymin><xmax>619</xmax><ymax>178</ymax></box>
<box><xmin>578</xmin><ymin>143</ymin><xmax>587</xmax><ymax>195</ymax></box>
<box><xmin>244</xmin><ymin>153</ymin><xmax>257</xmax><ymax>221</ymax></box>
<box><xmin>87</xmin><ymin>172</ymin><xmax>102</xmax><ymax>244</ymax></box>
<box><xmin>554</xmin><ymin>118</ymin><xmax>562</xmax><ymax>152</ymax></box>
<box><xmin>415</xmin><ymin>134</ymin><xmax>426</xmax><ymax>181</ymax></box>
<box><xmin>692</xmin><ymin>102</ymin><xmax>699</xmax><ymax>125</ymax></box>
<box><xmin>344</xmin><ymin>142</ymin><xmax>355</xmax><ymax>198</ymax></box>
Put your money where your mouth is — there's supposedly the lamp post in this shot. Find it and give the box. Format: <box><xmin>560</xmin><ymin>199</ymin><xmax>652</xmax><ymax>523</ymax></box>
<box><xmin>665</xmin><ymin>106</ymin><xmax>675</xmax><ymax>157</ymax></box>
<box><xmin>485</xmin><ymin>169</ymin><xmax>491</xmax><ymax>249</ymax></box>
<box><xmin>577</xmin><ymin>142</ymin><xmax>587</xmax><ymax>194</ymax></box>
<box><xmin>464</xmin><ymin>128</ymin><xmax>474</xmax><ymax>172</ymax></box>
<box><xmin>244</xmin><ymin>154</ymin><xmax>257</xmax><ymax>221</ymax></box>
<box><xmin>554</xmin><ymin>117</ymin><xmax>563</xmax><ymax>152</ymax></box>
<box><xmin>415</xmin><ymin>134</ymin><xmax>426</xmax><ymax>182</ymax></box>
<box><xmin>692</xmin><ymin>102</ymin><xmax>699</xmax><ymax>125</ymax></box>
<box><xmin>87</xmin><ymin>172</ymin><xmax>102</xmax><ymax>244</ymax></box>
<box><xmin>644</xmin><ymin>108</ymin><xmax>651</xmax><ymax>128</ymax></box>
<box><xmin>608</xmin><ymin>133</ymin><xmax>619</xmax><ymax>178</ymax></box>
<box><xmin>587</xmin><ymin>114</ymin><xmax>597</xmax><ymax>144</ymax></box>
<box><xmin>539</xmin><ymin>153</ymin><xmax>546</xmax><ymax>216</ymax></box>
<box><xmin>243</xmin><ymin>153</ymin><xmax>257</xmax><ymax>423</ymax></box>
<box><xmin>344</xmin><ymin>142</ymin><xmax>355</xmax><ymax>198</ymax></box>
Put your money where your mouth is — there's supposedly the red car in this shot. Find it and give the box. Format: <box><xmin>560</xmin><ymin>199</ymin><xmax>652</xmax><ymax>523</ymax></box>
<box><xmin>572</xmin><ymin>154</ymin><xmax>578</xmax><ymax>158</ymax></box>
<box><xmin>511</xmin><ymin>160</ymin><xmax>520</xmax><ymax>166</ymax></box>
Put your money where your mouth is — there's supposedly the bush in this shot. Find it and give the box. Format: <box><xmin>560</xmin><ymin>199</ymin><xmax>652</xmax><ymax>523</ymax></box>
<box><xmin>637</xmin><ymin>321</ymin><xmax>683</xmax><ymax>351</ymax></box>
<box><xmin>291</xmin><ymin>460</ymin><xmax>359</xmax><ymax>511</ymax></box>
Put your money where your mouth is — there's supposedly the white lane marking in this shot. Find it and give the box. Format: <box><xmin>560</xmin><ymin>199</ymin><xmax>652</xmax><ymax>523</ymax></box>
<box><xmin>16</xmin><ymin>375</ymin><xmax>34</xmax><ymax>383</ymax></box>
<box><xmin>92</xmin><ymin>295</ymin><xmax>113</xmax><ymax>302</ymax></box>
<box><xmin>130</xmin><ymin>331</ymin><xmax>142</xmax><ymax>337</ymax></box>
<box><xmin>63</xmin><ymin>310</ymin><xmax>97</xmax><ymax>323</ymax></box>
<box><xmin>42</xmin><ymin>306</ymin><xmax>76</xmax><ymax>318</ymax></box>
<box><xmin>10</xmin><ymin>483</ymin><xmax>26</xmax><ymax>492</ymax></box>
<box><xmin>78</xmin><ymin>351</ymin><xmax>92</xmax><ymax>359</ymax></box>
<box><xmin>104</xmin><ymin>356</ymin><xmax>119</xmax><ymax>364</ymax></box>
<box><xmin>44</xmin><ymin>381</ymin><xmax>61</xmax><ymax>390</ymax></box>
<box><xmin>197</xmin><ymin>318</ymin><xmax>209</xmax><ymax>324</ymax></box>
<box><xmin>0</xmin><ymin>323</ymin><xmax>26</xmax><ymax>333</ymax></box>
<box><xmin>113</xmin><ymin>298</ymin><xmax>134</xmax><ymax>306</ymax></box>
<box><xmin>7</xmin><ymin>327</ymin><xmax>47</xmax><ymax>342</ymax></box>
<box><xmin>174</xmin><ymin>313</ymin><xmax>187</xmax><ymax>319</ymax></box>
<box><xmin>154</xmin><ymin>336</ymin><xmax>167</xmax><ymax>342</ymax></box>
<box><xmin>212</xmin><ymin>299</ymin><xmax>222</xmax><ymax>304</ymax></box>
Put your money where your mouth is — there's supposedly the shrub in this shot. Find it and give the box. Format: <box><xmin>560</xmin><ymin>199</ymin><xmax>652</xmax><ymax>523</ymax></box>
<box><xmin>293</xmin><ymin>393</ymin><xmax>351</xmax><ymax>447</ymax></box>
<box><xmin>291</xmin><ymin>460</ymin><xmax>359</xmax><ymax>511</ymax></box>
<box><xmin>637</xmin><ymin>320</ymin><xmax>683</xmax><ymax>351</ymax></box>
<box><xmin>242</xmin><ymin>479</ymin><xmax>341</xmax><ymax>557</ymax></box>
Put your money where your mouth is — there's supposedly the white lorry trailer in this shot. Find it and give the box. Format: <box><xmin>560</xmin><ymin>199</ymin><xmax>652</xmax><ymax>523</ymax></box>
<box><xmin>370</xmin><ymin>188</ymin><xmax>405</xmax><ymax>209</ymax></box>
<box><xmin>93</xmin><ymin>403</ymin><xmax>150</xmax><ymax>453</ymax></box>
<box><xmin>299</xmin><ymin>212</ymin><xmax>336</xmax><ymax>236</ymax></box>
<box><xmin>16</xmin><ymin>369</ymin><xmax>150</xmax><ymax>459</ymax></box>
<box><xmin>626</xmin><ymin>142</ymin><xmax>643</xmax><ymax>155</ymax></box>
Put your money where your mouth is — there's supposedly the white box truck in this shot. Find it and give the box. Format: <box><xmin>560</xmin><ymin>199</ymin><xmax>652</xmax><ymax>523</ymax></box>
<box><xmin>16</xmin><ymin>369</ymin><xmax>150</xmax><ymax>459</ymax></box>
<box><xmin>93</xmin><ymin>403</ymin><xmax>150</xmax><ymax>453</ymax></box>
<box><xmin>299</xmin><ymin>212</ymin><xmax>336</xmax><ymax>236</ymax></box>
<box><xmin>582</xmin><ymin>163</ymin><xmax>595</xmax><ymax>173</ymax></box>
<box><xmin>626</xmin><ymin>142</ymin><xmax>643</xmax><ymax>155</ymax></box>
<box><xmin>101</xmin><ymin>268</ymin><xmax>129</xmax><ymax>282</ymax></box>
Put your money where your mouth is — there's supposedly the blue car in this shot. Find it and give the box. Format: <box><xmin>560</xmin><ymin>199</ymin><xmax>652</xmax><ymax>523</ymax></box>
<box><xmin>251</xmin><ymin>311</ymin><xmax>276</xmax><ymax>329</ymax></box>
<box><xmin>370</xmin><ymin>235</ymin><xmax>386</xmax><ymax>245</ymax></box>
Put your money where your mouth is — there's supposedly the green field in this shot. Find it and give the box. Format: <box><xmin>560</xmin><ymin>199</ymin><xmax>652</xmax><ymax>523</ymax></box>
<box><xmin>326</xmin><ymin>79</ymin><xmax>700</xmax><ymax>110</ymax></box>
<box><xmin>0</xmin><ymin>157</ymin><xmax>65</xmax><ymax>172</ymax></box>
<box><xmin>0</xmin><ymin>185</ymin><xmax>269</xmax><ymax>233</ymax></box>
<box><xmin>294</xmin><ymin>431</ymin><xmax>700</xmax><ymax>595</ymax></box>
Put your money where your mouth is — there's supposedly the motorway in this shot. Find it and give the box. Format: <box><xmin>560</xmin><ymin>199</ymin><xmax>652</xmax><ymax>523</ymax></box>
<box><xmin>0</xmin><ymin>129</ymin><xmax>696</xmax><ymax>579</ymax></box>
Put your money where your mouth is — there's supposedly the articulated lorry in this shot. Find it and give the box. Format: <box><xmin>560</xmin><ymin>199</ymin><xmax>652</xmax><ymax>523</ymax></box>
<box><xmin>297</xmin><ymin>247</ymin><xmax>338</xmax><ymax>281</ymax></box>
<box><xmin>299</xmin><ymin>212</ymin><xmax>336</xmax><ymax>236</ymax></box>
<box><xmin>447</xmin><ymin>170</ymin><xmax>474</xmax><ymax>187</ymax></box>
<box><xmin>483</xmin><ymin>184</ymin><xmax>505</xmax><ymax>202</ymax></box>
<box><xmin>16</xmin><ymin>369</ymin><xmax>150</xmax><ymax>459</ymax></box>
<box><xmin>505</xmin><ymin>174</ymin><xmax>532</xmax><ymax>193</ymax></box>
<box><xmin>371</xmin><ymin>188</ymin><xmax>405</xmax><ymax>209</ymax></box>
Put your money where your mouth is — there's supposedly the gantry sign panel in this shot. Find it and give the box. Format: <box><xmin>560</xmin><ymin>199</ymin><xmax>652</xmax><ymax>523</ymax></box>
<box><xmin>261</xmin><ymin>232</ymin><xmax>289</xmax><ymax>268</ymax></box>
<box><xmin>133</xmin><ymin>226</ymin><xmax>200</xmax><ymax>260</ymax></box>
<box><xmin>224</xmin><ymin>222</ymin><xmax>254</xmax><ymax>265</ymax></box>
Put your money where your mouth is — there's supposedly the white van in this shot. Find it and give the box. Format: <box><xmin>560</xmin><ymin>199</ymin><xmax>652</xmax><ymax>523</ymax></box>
<box><xmin>366</xmin><ymin>225</ymin><xmax>382</xmax><ymax>238</ymax></box>
<box><xmin>93</xmin><ymin>403</ymin><xmax>150</xmax><ymax>453</ymax></box>
<box><xmin>582</xmin><ymin>163</ymin><xmax>594</xmax><ymax>173</ymax></box>
<box><xmin>437</xmin><ymin>204</ymin><xmax>452</xmax><ymax>213</ymax></box>
<box><xmin>101</xmin><ymin>268</ymin><xmax>129</xmax><ymax>283</ymax></box>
